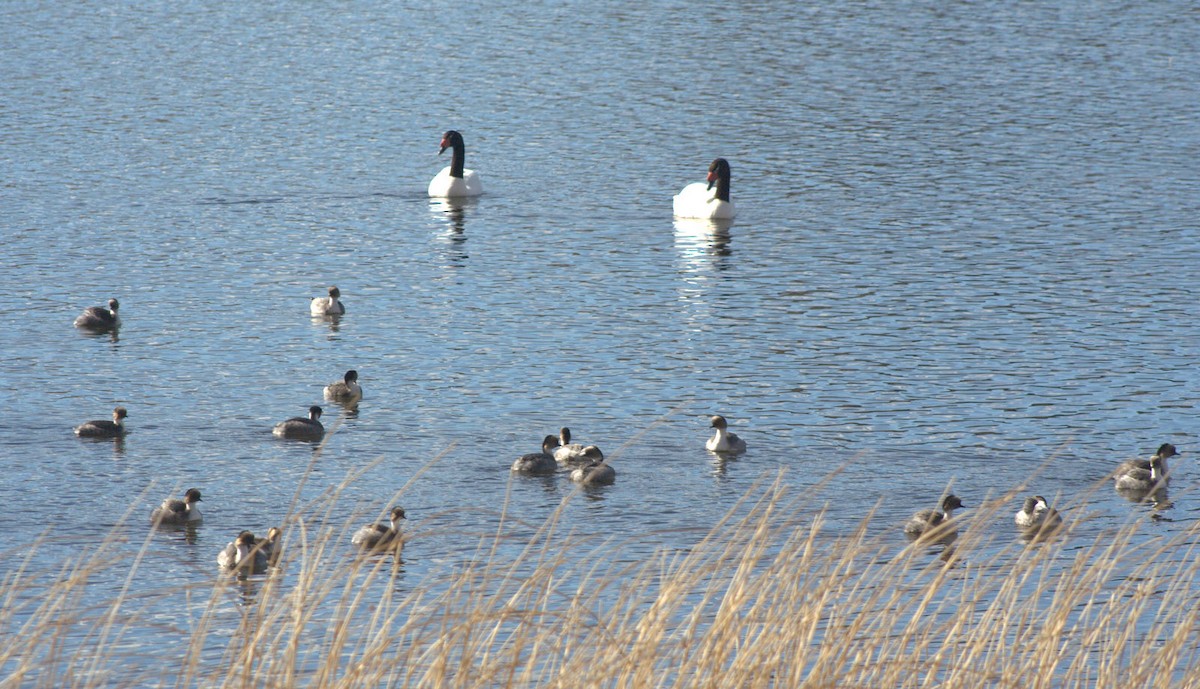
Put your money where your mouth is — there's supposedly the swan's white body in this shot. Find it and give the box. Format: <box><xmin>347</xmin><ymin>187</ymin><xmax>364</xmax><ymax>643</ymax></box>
<box><xmin>428</xmin><ymin>168</ymin><xmax>482</xmax><ymax>198</ymax></box>
<box><xmin>673</xmin><ymin>182</ymin><xmax>735</xmax><ymax>219</ymax></box>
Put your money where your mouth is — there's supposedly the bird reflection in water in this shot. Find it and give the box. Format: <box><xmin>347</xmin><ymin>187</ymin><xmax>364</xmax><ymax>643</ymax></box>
<box><xmin>430</xmin><ymin>198</ymin><xmax>471</xmax><ymax>267</ymax></box>
<box><xmin>674</xmin><ymin>217</ymin><xmax>735</xmax><ymax>273</ymax></box>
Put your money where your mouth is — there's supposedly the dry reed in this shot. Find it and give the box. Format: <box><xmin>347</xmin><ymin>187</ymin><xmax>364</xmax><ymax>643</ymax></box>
<box><xmin>3</xmin><ymin>465</ymin><xmax>1200</xmax><ymax>689</ymax></box>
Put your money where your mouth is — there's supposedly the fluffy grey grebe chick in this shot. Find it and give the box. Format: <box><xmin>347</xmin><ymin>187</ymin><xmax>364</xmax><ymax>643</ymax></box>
<box><xmin>512</xmin><ymin>435</ymin><xmax>560</xmax><ymax>475</ymax></box>
<box><xmin>553</xmin><ymin>427</ymin><xmax>588</xmax><ymax>464</ymax></box>
<box><xmin>310</xmin><ymin>286</ymin><xmax>345</xmax><ymax>316</ymax></box>
<box><xmin>217</xmin><ymin>531</ymin><xmax>269</xmax><ymax>574</ymax></box>
<box><xmin>151</xmin><ymin>488</ymin><xmax>203</xmax><ymax>525</ymax></box>
<box><xmin>904</xmin><ymin>495</ymin><xmax>964</xmax><ymax>540</ymax></box>
<box><xmin>569</xmin><ymin>446</ymin><xmax>615</xmax><ymax>485</ymax></box>
<box><xmin>273</xmin><ymin>405</ymin><xmax>324</xmax><ymax>441</ymax></box>
<box><xmin>706</xmin><ymin>414</ymin><xmax>747</xmax><ymax>454</ymax></box>
<box><xmin>74</xmin><ymin>407</ymin><xmax>128</xmax><ymax>438</ymax></box>
<box><xmin>351</xmin><ymin>507</ymin><xmax>406</xmax><ymax>549</ymax></box>
<box><xmin>74</xmin><ymin>298</ymin><xmax>120</xmax><ymax>330</ymax></box>
<box><xmin>324</xmin><ymin>370</ymin><xmax>362</xmax><ymax>404</ymax></box>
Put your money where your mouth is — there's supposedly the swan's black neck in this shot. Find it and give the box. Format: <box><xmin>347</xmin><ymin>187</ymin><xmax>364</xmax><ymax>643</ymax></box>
<box><xmin>708</xmin><ymin>160</ymin><xmax>732</xmax><ymax>202</ymax></box>
<box><xmin>448</xmin><ymin>141</ymin><xmax>466</xmax><ymax>178</ymax></box>
<box><xmin>712</xmin><ymin>172</ymin><xmax>731</xmax><ymax>202</ymax></box>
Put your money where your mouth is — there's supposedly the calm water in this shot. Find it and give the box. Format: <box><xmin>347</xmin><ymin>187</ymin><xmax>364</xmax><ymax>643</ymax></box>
<box><xmin>3</xmin><ymin>0</ymin><xmax>1200</xmax><ymax>682</ymax></box>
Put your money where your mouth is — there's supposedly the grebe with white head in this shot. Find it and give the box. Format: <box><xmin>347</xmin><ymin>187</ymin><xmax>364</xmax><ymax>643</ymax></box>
<box><xmin>273</xmin><ymin>406</ymin><xmax>325</xmax><ymax>441</ymax></box>
<box><xmin>74</xmin><ymin>298</ymin><xmax>120</xmax><ymax>330</ymax></box>
<box><xmin>351</xmin><ymin>507</ymin><xmax>407</xmax><ymax>550</ymax></box>
<box><xmin>324</xmin><ymin>370</ymin><xmax>362</xmax><ymax>404</ymax></box>
<box><xmin>428</xmin><ymin>130</ymin><xmax>483</xmax><ymax>198</ymax></box>
<box><xmin>512</xmin><ymin>435</ymin><xmax>560</xmax><ymax>474</ymax></box>
<box><xmin>217</xmin><ymin>531</ymin><xmax>269</xmax><ymax>573</ymax></box>
<box><xmin>1015</xmin><ymin>496</ymin><xmax>1063</xmax><ymax>534</ymax></box>
<box><xmin>74</xmin><ymin>407</ymin><xmax>128</xmax><ymax>438</ymax></box>
<box><xmin>151</xmin><ymin>488</ymin><xmax>203</xmax><ymax>525</ymax></box>
<box><xmin>1114</xmin><ymin>443</ymin><xmax>1179</xmax><ymax>486</ymax></box>
<box><xmin>706</xmin><ymin>415</ymin><xmax>747</xmax><ymax>454</ymax></box>
<box><xmin>553</xmin><ymin>427</ymin><xmax>589</xmax><ymax>465</ymax></box>
<box><xmin>569</xmin><ymin>446</ymin><xmax>615</xmax><ymax>485</ymax></box>
<box><xmin>904</xmin><ymin>495</ymin><xmax>964</xmax><ymax>541</ymax></box>
<box><xmin>311</xmin><ymin>286</ymin><xmax>345</xmax><ymax>316</ymax></box>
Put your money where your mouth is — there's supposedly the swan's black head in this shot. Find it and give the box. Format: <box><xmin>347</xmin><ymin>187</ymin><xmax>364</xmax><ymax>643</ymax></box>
<box><xmin>390</xmin><ymin>506</ymin><xmax>407</xmax><ymax>521</ymax></box>
<box><xmin>706</xmin><ymin>158</ymin><xmax>731</xmax><ymax>191</ymax></box>
<box><xmin>309</xmin><ymin>405</ymin><xmax>323</xmax><ymax>420</ymax></box>
<box><xmin>108</xmin><ymin>298</ymin><xmax>120</xmax><ymax>312</ymax></box>
<box><xmin>439</xmin><ymin>130</ymin><xmax>464</xmax><ymax>155</ymax></box>
<box><xmin>184</xmin><ymin>488</ymin><xmax>203</xmax><ymax>503</ymax></box>
<box><xmin>328</xmin><ymin>286</ymin><xmax>341</xmax><ymax>299</ymax></box>
<box><xmin>559</xmin><ymin>427</ymin><xmax>572</xmax><ymax>444</ymax></box>
<box><xmin>113</xmin><ymin>407</ymin><xmax>128</xmax><ymax>420</ymax></box>
<box><xmin>344</xmin><ymin>370</ymin><xmax>358</xmax><ymax>383</ymax></box>
<box><xmin>1156</xmin><ymin>443</ymin><xmax>1178</xmax><ymax>459</ymax></box>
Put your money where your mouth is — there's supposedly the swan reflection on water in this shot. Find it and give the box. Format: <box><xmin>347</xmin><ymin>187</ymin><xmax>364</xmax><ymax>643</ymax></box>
<box><xmin>430</xmin><ymin>197</ymin><xmax>471</xmax><ymax>267</ymax></box>
<box><xmin>673</xmin><ymin>217</ymin><xmax>734</xmax><ymax>272</ymax></box>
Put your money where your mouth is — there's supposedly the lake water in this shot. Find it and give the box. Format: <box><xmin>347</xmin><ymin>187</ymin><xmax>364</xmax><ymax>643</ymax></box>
<box><xmin>2</xmin><ymin>0</ymin><xmax>1199</xmax><ymax>683</ymax></box>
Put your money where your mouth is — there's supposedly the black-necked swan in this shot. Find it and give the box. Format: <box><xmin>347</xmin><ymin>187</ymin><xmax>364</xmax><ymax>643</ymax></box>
<box><xmin>673</xmin><ymin>158</ymin><xmax>736</xmax><ymax>219</ymax></box>
<box><xmin>428</xmin><ymin>130</ymin><xmax>483</xmax><ymax>198</ymax></box>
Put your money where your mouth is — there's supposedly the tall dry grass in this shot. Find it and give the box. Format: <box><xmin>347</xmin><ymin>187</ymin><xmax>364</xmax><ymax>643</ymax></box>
<box><xmin>3</xmin><ymin>463</ymin><xmax>1200</xmax><ymax>688</ymax></box>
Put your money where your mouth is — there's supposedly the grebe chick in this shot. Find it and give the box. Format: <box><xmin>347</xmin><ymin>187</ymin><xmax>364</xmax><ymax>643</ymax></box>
<box><xmin>217</xmin><ymin>531</ymin><xmax>269</xmax><ymax>574</ymax></box>
<box><xmin>553</xmin><ymin>427</ymin><xmax>588</xmax><ymax>465</ymax></box>
<box><xmin>273</xmin><ymin>406</ymin><xmax>324</xmax><ymax>441</ymax></box>
<box><xmin>569</xmin><ymin>446</ymin><xmax>615</xmax><ymax>485</ymax></box>
<box><xmin>512</xmin><ymin>435</ymin><xmax>560</xmax><ymax>475</ymax></box>
<box><xmin>324</xmin><ymin>370</ymin><xmax>362</xmax><ymax>404</ymax></box>
<box><xmin>151</xmin><ymin>488</ymin><xmax>203</xmax><ymax>525</ymax></box>
<box><xmin>74</xmin><ymin>407</ymin><xmax>128</xmax><ymax>438</ymax></box>
<box><xmin>706</xmin><ymin>415</ymin><xmax>747</xmax><ymax>454</ymax></box>
<box><xmin>351</xmin><ymin>507</ymin><xmax>406</xmax><ymax>549</ymax></box>
<box><xmin>310</xmin><ymin>286</ymin><xmax>345</xmax><ymax>316</ymax></box>
<box><xmin>257</xmin><ymin>527</ymin><xmax>283</xmax><ymax>567</ymax></box>
<box><xmin>904</xmin><ymin>495</ymin><xmax>964</xmax><ymax>541</ymax></box>
<box><xmin>74</xmin><ymin>298</ymin><xmax>120</xmax><ymax>330</ymax></box>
